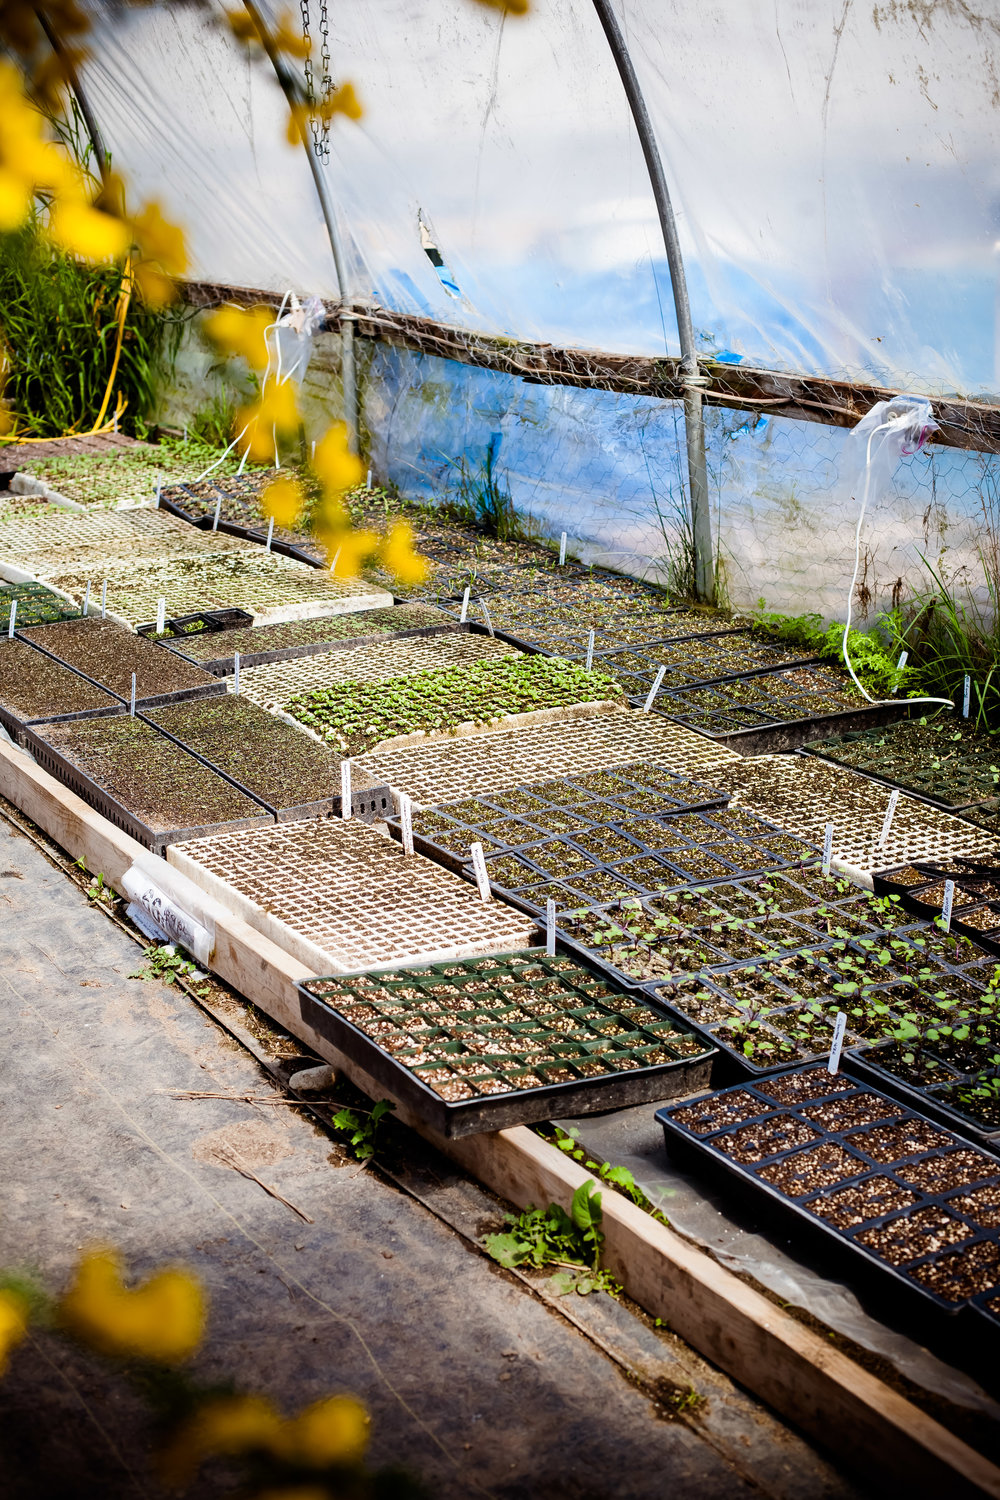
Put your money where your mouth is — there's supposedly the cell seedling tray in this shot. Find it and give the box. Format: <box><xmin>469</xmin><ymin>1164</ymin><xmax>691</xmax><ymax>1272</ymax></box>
<box><xmin>0</xmin><ymin>637</ymin><xmax>123</xmax><ymax>740</ymax></box>
<box><xmin>158</xmin><ymin>481</ymin><xmax>326</xmax><ymax>567</ymax></box>
<box><xmin>354</xmin><ymin>710</ymin><xmax>739</xmax><ymax>809</ymax></box>
<box><xmin>443</xmin><ymin>597</ymin><xmax>743</xmax><ymax>657</ymax></box>
<box><xmin>19</xmin><ymin>616</ymin><xmax>225</xmax><ymax>710</ymax></box>
<box><xmin>590</xmin><ymin>631</ymin><xmax>821</xmax><ymax>696</ymax></box>
<box><xmin>151</xmin><ymin>604</ymin><xmax>462</xmax><ymax>676</ymax></box>
<box><xmin>166</xmin><ymin>817</ymin><xmax>537</xmax><ymax>975</ymax></box>
<box><xmin>709</xmin><ymin>754</ymin><xmax>1000</xmax><ymax>874</ymax></box>
<box><xmin>386</xmin><ymin>762</ymin><xmax>730</xmax><ymax>868</ymax></box>
<box><xmin>801</xmin><ymin>718</ymin><xmax>1000</xmax><ymax>813</ymax></box>
<box><xmin>22</xmin><ymin>716</ymin><xmax>272</xmax><ymax>854</ymax></box>
<box><xmin>654</xmin><ymin>668</ymin><xmax>906</xmax><ymax>753</ymax></box>
<box><xmin>0</xmin><ymin>581</ymin><xmax>80</xmax><ymax>628</ymax></box>
<box><xmin>296</xmin><ymin>948</ymin><xmax>715</xmax><ymax>1137</ymax></box>
<box><xmin>656</xmin><ymin>1067</ymin><xmax>1000</xmax><ymax>1364</ymax></box>
<box><xmin>136</xmin><ymin>608</ymin><xmax>254</xmax><ymax>640</ymax></box>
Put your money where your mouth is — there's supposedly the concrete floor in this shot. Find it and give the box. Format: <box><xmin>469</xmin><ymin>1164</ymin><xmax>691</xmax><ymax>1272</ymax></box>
<box><xmin>0</xmin><ymin>811</ymin><xmax>866</xmax><ymax>1499</ymax></box>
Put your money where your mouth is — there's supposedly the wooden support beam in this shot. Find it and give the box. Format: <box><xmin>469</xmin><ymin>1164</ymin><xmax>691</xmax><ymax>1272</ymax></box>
<box><xmin>1</xmin><ymin>735</ymin><xmax>998</xmax><ymax>1498</ymax></box>
<box><xmin>180</xmin><ymin>279</ymin><xmax>1000</xmax><ymax>455</ymax></box>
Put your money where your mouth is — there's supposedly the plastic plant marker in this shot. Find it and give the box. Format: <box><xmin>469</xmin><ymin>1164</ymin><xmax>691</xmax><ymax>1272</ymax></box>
<box><xmin>460</xmin><ymin>586</ymin><xmax>470</xmax><ymax>623</ymax></box>
<box><xmin>942</xmin><ymin>878</ymin><xmax>955</xmax><ymax>932</ymax></box>
<box><xmin>366</xmin><ymin>468</ymin><xmax>372</xmax><ymax>489</ymax></box>
<box><xmin>83</xmin><ymin>581</ymin><xmax>90</xmax><ymax>617</ymax></box>
<box><xmin>586</xmin><ymin>628</ymin><xmax>595</xmax><ymax>671</ymax></box>
<box><xmin>155</xmin><ymin>473</ymin><xmax>161</xmax><ymax>507</ymax></box>
<box><xmin>877</xmin><ymin>790</ymin><xmax>900</xmax><ymax>848</ymax></box>
<box><xmin>7</xmin><ymin>598</ymin><xmax>15</xmax><ymax>639</ymax></box>
<box><xmin>130</xmin><ymin>672</ymin><xmax>136</xmax><ymax>716</ymax></box>
<box><xmin>480</xmin><ymin>598</ymin><xmax>496</xmax><ymax>638</ymax></box>
<box><xmin>212</xmin><ymin>497</ymin><xmax>221</xmax><ymax>532</ymax></box>
<box><xmin>470</xmin><ymin>841</ymin><xmax>492</xmax><ymax>902</ymax></box>
<box><xmin>400</xmin><ymin>792</ymin><xmax>414</xmax><ymax>855</ymax></box>
<box><xmin>155</xmin><ymin>597</ymin><xmax>166</xmax><ymax>635</ymax></box>
<box><xmin>101</xmin><ymin>580</ymin><xmax>107</xmax><ymax>618</ymax></box>
<box><xmin>823</xmin><ymin>821</ymin><xmax>834</xmax><ymax>876</ymax></box>
<box><xmin>332</xmin><ymin>546</ymin><xmax>341</xmax><ymax>571</ymax></box>
<box><xmin>341</xmin><ymin>759</ymin><xmax>352</xmax><ymax>820</ymax></box>
<box><xmin>233</xmin><ymin>652</ymin><xmax>240</xmax><ymax>695</ymax></box>
<box><xmin>828</xmin><ymin>1012</ymin><xmax>847</xmax><ymax>1074</ymax></box>
<box><xmin>643</xmin><ymin>666</ymin><xmax>667</xmax><ymax>713</ymax></box>
<box><xmin>266</xmin><ymin>516</ymin><xmax>275</xmax><ymax>553</ymax></box>
<box><xmin>559</xmin><ymin>531</ymin><xmax>567</xmax><ymax>565</ymax></box>
<box><xmin>546</xmin><ymin>896</ymin><xmax>556</xmax><ymax>956</ymax></box>
<box><xmin>964</xmin><ymin>674</ymin><xmax>971</xmax><ymax>719</ymax></box>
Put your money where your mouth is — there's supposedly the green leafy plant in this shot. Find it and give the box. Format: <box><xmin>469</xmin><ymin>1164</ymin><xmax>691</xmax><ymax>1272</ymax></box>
<box><xmin>483</xmin><ymin>1181</ymin><xmax>620</xmax><ymax>1296</ymax></box>
<box><xmin>554</xmin><ymin>1127</ymin><xmax>670</xmax><ymax>1224</ymax></box>
<box><xmin>749</xmin><ymin>602</ymin><xmax>915</xmax><ymax>698</ymax></box>
<box><xmin>331</xmin><ymin>1099</ymin><xmax>395</xmax><ymax>1162</ymax></box>
<box><xmin>129</xmin><ymin>943</ymin><xmax>208</xmax><ymax>995</ymax></box>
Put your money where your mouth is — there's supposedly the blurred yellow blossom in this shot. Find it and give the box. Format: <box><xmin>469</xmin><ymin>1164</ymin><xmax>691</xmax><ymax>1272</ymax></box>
<box><xmin>317</xmin><ymin>523</ymin><xmax>378</xmax><ymax>579</ymax></box>
<box><xmin>161</xmin><ymin>1393</ymin><xmax>283</xmax><ymax>1485</ymax></box>
<box><xmin>313</xmin><ymin>422</ymin><xmax>363</xmax><ymax>497</ymax></box>
<box><xmin>273</xmin><ymin>1394</ymin><xmax>370</xmax><ymax>1467</ymax></box>
<box><xmin>322</xmin><ymin>82</ymin><xmax>363</xmax><ymax>122</ymax></box>
<box><xmin>204</xmin><ymin>304</ymin><xmax>275</xmax><ymax>371</ymax></box>
<box><xmin>238</xmin><ymin>380</ymin><xmax>301</xmax><ymax>462</ymax></box>
<box><xmin>48</xmin><ymin>199</ymin><xmax>129</xmax><ymax>261</ymax></box>
<box><xmin>0</xmin><ymin>1289</ymin><xmax>28</xmax><ymax>1375</ymax></box>
<box><xmin>379</xmin><ymin>521</ymin><xmax>428</xmax><ymax>588</ymax></box>
<box><xmin>263</xmin><ymin>473</ymin><xmax>305</xmax><ymax>528</ymax></box>
<box><xmin>58</xmin><ymin>1247</ymin><xmax>204</xmax><ymax>1364</ymax></box>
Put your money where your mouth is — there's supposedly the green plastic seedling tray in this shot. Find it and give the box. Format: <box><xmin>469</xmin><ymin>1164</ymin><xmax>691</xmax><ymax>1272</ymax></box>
<box><xmin>296</xmin><ymin>947</ymin><xmax>716</xmax><ymax>1137</ymax></box>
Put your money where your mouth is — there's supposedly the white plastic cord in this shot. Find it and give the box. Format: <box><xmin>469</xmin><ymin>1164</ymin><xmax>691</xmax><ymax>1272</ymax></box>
<box><xmin>842</xmin><ymin>416</ymin><xmax>953</xmax><ymax>711</ymax></box>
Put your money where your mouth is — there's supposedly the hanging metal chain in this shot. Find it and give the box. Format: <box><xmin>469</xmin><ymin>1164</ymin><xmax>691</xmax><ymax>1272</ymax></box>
<box><xmin>299</xmin><ymin>0</ymin><xmax>333</xmax><ymax>163</ymax></box>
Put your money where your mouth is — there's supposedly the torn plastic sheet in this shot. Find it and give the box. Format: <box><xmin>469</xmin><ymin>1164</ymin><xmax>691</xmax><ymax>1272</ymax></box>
<box><xmin>555</xmin><ymin>1102</ymin><xmax>1000</xmax><ymax>1418</ymax></box>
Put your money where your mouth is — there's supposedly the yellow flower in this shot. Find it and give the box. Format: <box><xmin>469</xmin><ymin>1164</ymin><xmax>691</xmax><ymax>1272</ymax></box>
<box><xmin>205</xmin><ymin>304</ymin><xmax>275</xmax><ymax>371</ymax></box>
<box><xmin>48</xmin><ymin>199</ymin><xmax>130</xmax><ymax>262</ymax></box>
<box><xmin>251</xmin><ymin>1489</ymin><xmax>329</xmax><ymax>1500</ymax></box>
<box><xmin>469</xmin><ymin>0</ymin><xmax>529</xmax><ymax>11</ymax></box>
<box><xmin>272</xmin><ymin>9</ymin><xmax>311</xmax><ymax>59</ymax></box>
<box><xmin>379</xmin><ymin>521</ymin><xmax>428</xmax><ymax>588</ymax></box>
<box><xmin>238</xmin><ymin>381</ymin><xmax>302</xmax><ymax>462</ymax></box>
<box><xmin>131</xmin><ymin>200</ymin><xmax>187</xmax><ymax>277</ymax></box>
<box><xmin>263</xmin><ymin>474</ymin><xmax>305</xmax><ymax>528</ymax></box>
<box><xmin>312</xmin><ymin>422</ymin><xmax>363</xmax><ymax>498</ymax></box>
<box><xmin>273</xmin><ymin>1395</ymin><xmax>370</xmax><ymax>1468</ymax></box>
<box><xmin>320</xmin><ymin>82</ymin><xmax>363</xmax><ymax>124</ymax></box>
<box><xmin>0</xmin><ymin>1288</ymin><xmax>28</xmax><ymax>1375</ymax></box>
<box><xmin>160</xmin><ymin>1394</ymin><xmax>283</xmax><ymax>1486</ymax></box>
<box><xmin>315</xmin><ymin>524</ymin><xmax>378</xmax><ymax>578</ymax></box>
<box><xmin>0</xmin><ymin>166</ymin><xmax>30</xmax><ymax>231</ymax></box>
<box><xmin>133</xmin><ymin>260</ymin><xmax>176</xmax><ymax>307</ymax></box>
<box><xmin>58</xmin><ymin>1247</ymin><xmax>204</xmax><ymax>1364</ymax></box>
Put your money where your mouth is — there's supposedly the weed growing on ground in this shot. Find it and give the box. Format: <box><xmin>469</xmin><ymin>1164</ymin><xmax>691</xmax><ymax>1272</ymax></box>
<box><xmin>483</xmin><ymin>1181</ymin><xmax>621</xmax><ymax>1296</ymax></box>
<box><xmin>331</xmin><ymin>1099</ymin><xmax>395</xmax><ymax>1162</ymax></box>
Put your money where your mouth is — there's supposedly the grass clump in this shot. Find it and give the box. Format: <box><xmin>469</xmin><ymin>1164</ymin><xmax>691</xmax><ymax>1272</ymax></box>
<box><xmin>749</xmin><ymin>601</ymin><xmax>915</xmax><ymax>699</ymax></box>
<box><xmin>286</xmin><ymin>655</ymin><xmax>622</xmax><ymax>754</ymax></box>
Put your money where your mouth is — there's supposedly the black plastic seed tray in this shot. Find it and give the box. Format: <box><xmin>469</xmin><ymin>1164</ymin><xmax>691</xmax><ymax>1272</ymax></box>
<box><xmin>655</xmin><ymin>1066</ymin><xmax>1000</xmax><ymax>1373</ymax></box>
<box><xmin>18</xmin><ymin>629</ymin><xmax>227</xmax><ymax>713</ymax></box>
<box><xmin>20</xmin><ymin>719</ymin><xmax>273</xmax><ymax>854</ymax></box>
<box><xmin>295</xmin><ymin>946</ymin><xmax>716</xmax><ymax>1137</ymax></box>
<box><xmin>0</xmin><ymin>581</ymin><xmax>80</xmax><ymax>628</ymax></box>
<box><xmin>590</xmin><ymin>633</ymin><xmax>821</xmax><ymax>695</ymax></box>
<box><xmin>654</xmin><ymin>674</ymin><xmax>907</xmax><ymax>754</ymax></box>
<box><xmin>136</xmin><ymin>607</ymin><xmax>254</xmax><ymax>641</ymax></box>
<box><xmin>800</xmin><ymin>739</ymin><xmax>999</xmax><ymax>816</ymax></box>
<box><xmin>845</xmin><ymin>1044</ymin><xmax>1000</xmax><ymax>1152</ymax></box>
<box><xmin>0</xmin><ymin>637</ymin><xmax>126</xmax><ymax>741</ymax></box>
<box><xmin>157</xmin><ymin>491</ymin><xmax>215</xmax><ymax>530</ymax></box>
<box><xmin>159</xmin><ymin>483</ymin><xmax>326</xmax><ymax>567</ymax></box>
<box><xmin>158</xmin><ymin>612</ymin><xmax>466</xmax><ymax>677</ymax></box>
<box><xmin>644</xmin><ymin>924</ymin><xmax>989</xmax><ymax>1077</ymax></box>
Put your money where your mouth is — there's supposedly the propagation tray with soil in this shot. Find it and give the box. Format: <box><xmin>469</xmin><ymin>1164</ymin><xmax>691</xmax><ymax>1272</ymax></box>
<box><xmin>0</xmin><ymin>636</ymin><xmax>122</xmax><ymax>737</ymax></box>
<box><xmin>20</xmin><ymin>616</ymin><xmax>224</xmax><ymax>707</ymax></box>
<box><xmin>802</xmin><ymin>716</ymin><xmax>1000</xmax><ymax>812</ymax></box>
<box><xmin>23</xmin><ymin>712</ymin><xmax>272</xmax><ymax>851</ymax></box>
<box><xmin>297</xmin><ymin>948</ymin><xmax>715</xmax><ymax>1137</ymax></box>
<box><xmin>590</xmin><ymin>631</ymin><xmax>822</xmax><ymax>696</ymax></box>
<box><xmin>656</xmin><ymin>1066</ymin><xmax>1000</xmax><ymax>1365</ymax></box>
<box><xmin>0</xmin><ymin>581</ymin><xmax>79</xmax><ymax>627</ymax></box>
<box><xmin>155</xmin><ymin>602</ymin><xmax>463</xmax><ymax>674</ymax></box>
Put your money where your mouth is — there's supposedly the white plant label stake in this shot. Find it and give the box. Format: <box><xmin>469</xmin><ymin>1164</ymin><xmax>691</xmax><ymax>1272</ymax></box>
<box><xmin>83</xmin><ymin>581</ymin><xmax>91</xmax><ymax>616</ymax></box>
<box><xmin>827</xmin><ymin>1011</ymin><xmax>848</xmax><ymax>1075</ymax></box>
<box><xmin>130</xmin><ymin>673</ymin><xmax>136</xmax><ymax>716</ymax></box>
<box><xmin>942</xmin><ymin>878</ymin><xmax>955</xmax><ymax>933</ymax></box>
<box><xmin>155</xmin><ymin>473</ymin><xmax>161</xmax><ymax>508</ymax></box>
<box><xmin>7</xmin><ymin>598</ymin><xmax>16</xmax><ymax>639</ymax></box>
<box><xmin>546</xmin><ymin>898</ymin><xmax>556</xmax><ymax>957</ymax></box>
<box><xmin>480</xmin><ymin>598</ymin><xmax>495</xmax><ymax>638</ymax></box>
<box><xmin>963</xmin><ymin>674</ymin><xmax>972</xmax><ymax>719</ymax></box>
<box><xmin>331</xmin><ymin>546</ymin><xmax>341</xmax><ymax>573</ymax></box>
<box><xmin>822</xmin><ymin>822</ymin><xmax>834</xmax><ymax>877</ymax></box>
<box><xmin>233</xmin><ymin>652</ymin><xmax>240</xmax><ymax>695</ymax></box>
<box><xmin>559</xmin><ymin>532</ymin><xmax>567</xmax><ymax>565</ymax></box>
<box><xmin>366</xmin><ymin>469</ymin><xmax>372</xmax><ymax>490</ymax></box>
<box><xmin>265</xmin><ymin>516</ymin><xmax>275</xmax><ymax>553</ymax></box>
<box><xmin>460</xmin><ymin>586</ymin><xmax>470</xmax><ymax>623</ymax></box>
<box><xmin>877</xmin><ymin>789</ymin><xmax>900</xmax><ymax>848</ymax></box>
<box><xmin>643</xmin><ymin>665</ymin><xmax>666</xmax><ymax>713</ymax></box>
<box><xmin>586</xmin><ymin>629</ymin><xmax>595</xmax><ymax>672</ymax></box>
<box><xmin>101</xmin><ymin>580</ymin><xmax>107</xmax><ymax>618</ymax></box>
<box><xmin>340</xmin><ymin>760</ymin><xmax>352</xmax><ymax>820</ymax></box>
<box><xmin>470</xmin><ymin>842</ymin><xmax>492</xmax><ymax>902</ymax></box>
<box><xmin>212</xmin><ymin>497</ymin><xmax>221</xmax><ymax>532</ymax></box>
<box><xmin>399</xmin><ymin>793</ymin><xmax>414</xmax><ymax>856</ymax></box>
<box><xmin>155</xmin><ymin>597</ymin><xmax>166</xmax><ymax>635</ymax></box>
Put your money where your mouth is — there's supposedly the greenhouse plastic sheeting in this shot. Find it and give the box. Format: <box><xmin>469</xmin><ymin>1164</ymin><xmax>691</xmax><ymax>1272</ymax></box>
<box><xmin>81</xmin><ymin>0</ymin><xmax>1000</xmax><ymax>396</ymax></box>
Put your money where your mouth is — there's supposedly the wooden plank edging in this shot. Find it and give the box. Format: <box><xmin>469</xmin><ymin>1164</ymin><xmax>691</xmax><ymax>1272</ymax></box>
<box><xmin>0</xmin><ymin>736</ymin><xmax>997</xmax><ymax>1497</ymax></box>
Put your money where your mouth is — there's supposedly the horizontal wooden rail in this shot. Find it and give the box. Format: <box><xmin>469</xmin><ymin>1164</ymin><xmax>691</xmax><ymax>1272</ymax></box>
<box><xmin>0</xmin><ymin>735</ymin><xmax>997</xmax><ymax>1497</ymax></box>
<box><xmin>182</xmin><ymin>279</ymin><xmax>1000</xmax><ymax>454</ymax></box>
